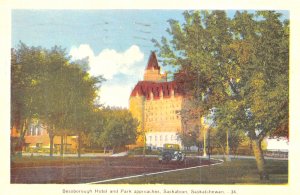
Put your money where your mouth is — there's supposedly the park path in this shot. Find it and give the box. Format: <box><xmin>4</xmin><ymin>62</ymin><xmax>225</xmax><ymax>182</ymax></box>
<box><xmin>210</xmin><ymin>154</ymin><xmax>288</xmax><ymax>161</ymax></box>
<box><xmin>111</xmin><ymin>151</ymin><xmax>128</xmax><ymax>157</ymax></box>
<box><xmin>21</xmin><ymin>152</ymin><xmax>288</xmax><ymax>160</ymax></box>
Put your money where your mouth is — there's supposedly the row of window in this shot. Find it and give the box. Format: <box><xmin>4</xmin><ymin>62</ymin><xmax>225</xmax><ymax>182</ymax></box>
<box><xmin>146</xmin><ymin>104</ymin><xmax>180</xmax><ymax>111</ymax></box>
<box><xmin>146</xmin><ymin>105</ymin><xmax>179</xmax><ymax>109</ymax></box>
<box><xmin>147</xmin><ymin>135</ymin><xmax>179</xmax><ymax>142</ymax></box>
<box><xmin>145</xmin><ymin>116</ymin><xmax>179</xmax><ymax>122</ymax></box>
<box><xmin>145</xmin><ymin>110</ymin><xmax>178</xmax><ymax>116</ymax></box>
<box><xmin>26</xmin><ymin>125</ymin><xmax>42</xmax><ymax>136</ymax></box>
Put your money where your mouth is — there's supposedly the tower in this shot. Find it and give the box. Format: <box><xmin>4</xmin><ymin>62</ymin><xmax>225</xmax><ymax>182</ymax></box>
<box><xmin>143</xmin><ymin>52</ymin><xmax>167</xmax><ymax>82</ymax></box>
<box><xmin>129</xmin><ymin>52</ymin><xmax>185</xmax><ymax>149</ymax></box>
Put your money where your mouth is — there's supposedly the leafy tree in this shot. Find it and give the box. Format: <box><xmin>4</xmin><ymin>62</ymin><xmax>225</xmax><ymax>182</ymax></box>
<box><xmin>11</xmin><ymin>44</ymin><xmax>47</xmax><ymax>155</ymax></box>
<box><xmin>40</xmin><ymin>48</ymin><xmax>103</xmax><ymax>157</ymax></box>
<box><xmin>81</xmin><ymin>109</ymin><xmax>105</xmax><ymax>150</ymax></box>
<box><xmin>214</xmin><ymin>104</ymin><xmax>247</xmax><ymax>156</ymax></box>
<box><xmin>11</xmin><ymin>43</ymin><xmax>103</xmax><ymax>157</ymax></box>
<box><xmin>177</xmin><ymin>98</ymin><xmax>203</xmax><ymax>151</ymax></box>
<box><xmin>37</xmin><ymin>46</ymin><xmax>73</xmax><ymax>157</ymax></box>
<box><xmin>63</xmin><ymin>66</ymin><xmax>103</xmax><ymax>157</ymax></box>
<box><xmin>177</xmin><ymin>123</ymin><xmax>200</xmax><ymax>151</ymax></box>
<box><xmin>153</xmin><ymin>10</ymin><xmax>288</xmax><ymax>180</ymax></box>
<box><xmin>95</xmin><ymin>107</ymin><xmax>138</xmax><ymax>153</ymax></box>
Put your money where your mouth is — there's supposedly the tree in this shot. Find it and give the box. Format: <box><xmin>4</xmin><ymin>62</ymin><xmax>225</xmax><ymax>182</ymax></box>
<box><xmin>95</xmin><ymin>108</ymin><xmax>138</xmax><ymax>153</ymax></box>
<box><xmin>177</xmin><ymin>98</ymin><xmax>203</xmax><ymax>152</ymax></box>
<box><xmin>11</xmin><ymin>44</ymin><xmax>48</xmax><ymax>156</ymax></box>
<box><xmin>62</xmin><ymin>65</ymin><xmax>103</xmax><ymax>157</ymax></box>
<box><xmin>153</xmin><ymin>10</ymin><xmax>289</xmax><ymax>180</ymax></box>
<box><xmin>81</xmin><ymin>109</ymin><xmax>105</xmax><ymax>150</ymax></box>
<box><xmin>177</xmin><ymin>128</ymin><xmax>200</xmax><ymax>151</ymax></box>
<box><xmin>11</xmin><ymin>43</ymin><xmax>103</xmax><ymax>157</ymax></box>
<box><xmin>37</xmin><ymin>45</ymin><xmax>73</xmax><ymax>157</ymax></box>
<box><xmin>214</xmin><ymin>104</ymin><xmax>247</xmax><ymax>157</ymax></box>
<box><xmin>38</xmin><ymin>47</ymin><xmax>103</xmax><ymax>157</ymax></box>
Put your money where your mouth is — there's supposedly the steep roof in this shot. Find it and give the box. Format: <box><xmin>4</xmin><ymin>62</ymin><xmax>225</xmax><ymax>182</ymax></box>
<box><xmin>130</xmin><ymin>81</ymin><xmax>184</xmax><ymax>99</ymax></box>
<box><xmin>145</xmin><ymin>51</ymin><xmax>160</xmax><ymax>70</ymax></box>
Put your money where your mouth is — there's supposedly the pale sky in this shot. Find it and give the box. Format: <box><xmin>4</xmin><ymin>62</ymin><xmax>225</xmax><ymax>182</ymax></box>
<box><xmin>12</xmin><ymin>10</ymin><xmax>289</xmax><ymax>108</ymax></box>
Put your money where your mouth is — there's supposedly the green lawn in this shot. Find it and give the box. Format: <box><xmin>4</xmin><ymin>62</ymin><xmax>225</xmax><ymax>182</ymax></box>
<box><xmin>11</xmin><ymin>156</ymin><xmax>105</xmax><ymax>166</ymax></box>
<box><xmin>106</xmin><ymin>158</ymin><xmax>288</xmax><ymax>184</ymax></box>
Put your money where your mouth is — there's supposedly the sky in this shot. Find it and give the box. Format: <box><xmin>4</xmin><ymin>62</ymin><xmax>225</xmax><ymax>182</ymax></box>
<box><xmin>12</xmin><ymin>10</ymin><xmax>289</xmax><ymax>108</ymax></box>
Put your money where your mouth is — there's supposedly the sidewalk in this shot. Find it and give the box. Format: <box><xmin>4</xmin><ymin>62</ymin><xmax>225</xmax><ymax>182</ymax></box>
<box><xmin>209</xmin><ymin>154</ymin><xmax>288</xmax><ymax>161</ymax></box>
<box><xmin>111</xmin><ymin>151</ymin><xmax>128</xmax><ymax>157</ymax></box>
<box><xmin>21</xmin><ymin>152</ymin><xmax>112</xmax><ymax>157</ymax></box>
<box><xmin>20</xmin><ymin>152</ymin><xmax>288</xmax><ymax>160</ymax></box>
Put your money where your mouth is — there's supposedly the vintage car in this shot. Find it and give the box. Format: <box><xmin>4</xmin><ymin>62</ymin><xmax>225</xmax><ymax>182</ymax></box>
<box><xmin>158</xmin><ymin>143</ymin><xmax>185</xmax><ymax>164</ymax></box>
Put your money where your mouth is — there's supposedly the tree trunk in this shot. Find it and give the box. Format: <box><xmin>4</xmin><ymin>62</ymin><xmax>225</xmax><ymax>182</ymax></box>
<box><xmin>252</xmin><ymin>139</ymin><xmax>269</xmax><ymax>180</ymax></box>
<box><xmin>60</xmin><ymin>135</ymin><xmax>64</xmax><ymax>157</ymax></box>
<box><xmin>225</xmin><ymin>129</ymin><xmax>231</xmax><ymax>161</ymax></box>
<box><xmin>77</xmin><ymin>134</ymin><xmax>81</xmax><ymax>158</ymax></box>
<box><xmin>15</xmin><ymin>120</ymin><xmax>28</xmax><ymax>157</ymax></box>
<box><xmin>16</xmin><ymin>136</ymin><xmax>24</xmax><ymax>157</ymax></box>
<box><xmin>219</xmin><ymin>144</ymin><xmax>226</xmax><ymax>159</ymax></box>
<box><xmin>11</xmin><ymin>125</ymin><xmax>19</xmax><ymax>156</ymax></box>
<box><xmin>65</xmin><ymin>134</ymin><xmax>67</xmax><ymax>154</ymax></box>
<box><xmin>203</xmin><ymin>130</ymin><xmax>207</xmax><ymax>157</ymax></box>
<box><xmin>49</xmin><ymin>131</ymin><xmax>54</xmax><ymax>157</ymax></box>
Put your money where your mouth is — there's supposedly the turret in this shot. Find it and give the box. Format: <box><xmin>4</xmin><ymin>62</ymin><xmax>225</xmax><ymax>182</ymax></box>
<box><xmin>143</xmin><ymin>52</ymin><xmax>167</xmax><ymax>82</ymax></box>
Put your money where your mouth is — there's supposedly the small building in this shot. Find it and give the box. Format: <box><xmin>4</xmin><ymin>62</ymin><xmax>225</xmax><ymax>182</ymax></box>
<box><xmin>12</xmin><ymin>122</ymin><xmax>78</xmax><ymax>154</ymax></box>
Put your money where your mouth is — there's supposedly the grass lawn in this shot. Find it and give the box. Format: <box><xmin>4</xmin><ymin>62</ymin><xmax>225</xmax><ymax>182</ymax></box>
<box><xmin>106</xmin><ymin>158</ymin><xmax>288</xmax><ymax>184</ymax></box>
<box><xmin>11</xmin><ymin>156</ymin><xmax>105</xmax><ymax>167</ymax></box>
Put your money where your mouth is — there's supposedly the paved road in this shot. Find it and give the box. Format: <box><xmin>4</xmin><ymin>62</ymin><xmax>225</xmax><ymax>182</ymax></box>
<box><xmin>11</xmin><ymin>156</ymin><xmax>213</xmax><ymax>184</ymax></box>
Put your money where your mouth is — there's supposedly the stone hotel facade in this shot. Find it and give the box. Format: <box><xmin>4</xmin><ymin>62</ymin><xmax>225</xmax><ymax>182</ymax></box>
<box><xmin>129</xmin><ymin>52</ymin><xmax>200</xmax><ymax>149</ymax></box>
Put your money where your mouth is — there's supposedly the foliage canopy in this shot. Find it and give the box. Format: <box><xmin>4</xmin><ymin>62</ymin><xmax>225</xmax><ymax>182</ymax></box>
<box><xmin>153</xmin><ymin>10</ymin><xmax>289</xmax><ymax>179</ymax></box>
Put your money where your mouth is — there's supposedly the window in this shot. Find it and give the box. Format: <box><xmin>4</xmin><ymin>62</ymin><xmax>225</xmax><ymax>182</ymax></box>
<box><xmin>32</xmin><ymin>126</ymin><xmax>37</xmax><ymax>136</ymax></box>
<box><xmin>26</xmin><ymin>127</ymin><xmax>31</xmax><ymax>136</ymax></box>
<box><xmin>165</xmin><ymin>135</ymin><xmax>168</xmax><ymax>141</ymax></box>
<box><xmin>27</xmin><ymin>125</ymin><xmax>34</xmax><ymax>136</ymax></box>
<box><xmin>37</xmin><ymin>126</ymin><xmax>41</xmax><ymax>135</ymax></box>
<box><xmin>160</xmin><ymin>135</ymin><xmax>162</xmax><ymax>141</ymax></box>
<box><xmin>155</xmin><ymin>136</ymin><xmax>157</xmax><ymax>141</ymax></box>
